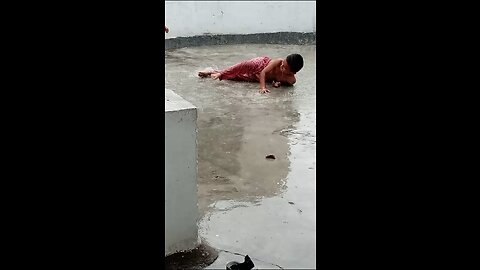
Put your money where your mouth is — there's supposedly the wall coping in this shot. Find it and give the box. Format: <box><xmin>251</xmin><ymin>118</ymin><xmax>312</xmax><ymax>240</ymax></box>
<box><xmin>165</xmin><ymin>32</ymin><xmax>316</xmax><ymax>50</ymax></box>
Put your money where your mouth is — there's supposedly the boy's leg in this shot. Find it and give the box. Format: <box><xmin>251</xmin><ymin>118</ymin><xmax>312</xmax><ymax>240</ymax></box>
<box><xmin>198</xmin><ymin>70</ymin><xmax>214</xmax><ymax>78</ymax></box>
<box><xmin>217</xmin><ymin>58</ymin><xmax>258</xmax><ymax>80</ymax></box>
<box><xmin>198</xmin><ymin>57</ymin><xmax>264</xmax><ymax>81</ymax></box>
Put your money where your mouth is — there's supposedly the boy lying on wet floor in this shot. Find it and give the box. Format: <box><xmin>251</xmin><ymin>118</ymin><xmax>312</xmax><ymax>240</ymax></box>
<box><xmin>198</xmin><ymin>54</ymin><xmax>304</xmax><ymax>94</ymax></box>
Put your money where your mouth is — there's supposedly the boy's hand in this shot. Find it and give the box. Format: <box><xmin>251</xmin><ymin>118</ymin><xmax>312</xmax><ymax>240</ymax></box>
<box><xmin>165</xmin><ymin>26</ymin><xmax>169</xmax><ymax>33</ymax></box>
<box><xmin>260</xmin><ymin>87</ymin><xmax>270</xmax><ymax>94</ymax></box>
<box><xmin>272</xmin><ymin>81</ymin><xmax>281</xmax><ymax>88</ymax></box>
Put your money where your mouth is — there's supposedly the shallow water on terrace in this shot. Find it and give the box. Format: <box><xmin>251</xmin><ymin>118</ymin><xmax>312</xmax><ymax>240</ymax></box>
<box><xmin>166</xmin><ymin>44</ymin><xmax>316</xmax><ymax>268</ymax></box>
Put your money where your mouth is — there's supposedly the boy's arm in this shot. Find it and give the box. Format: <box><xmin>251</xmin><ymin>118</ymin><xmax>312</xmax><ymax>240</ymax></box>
<box><xmin>279</xmin><ymin>76</ymin><xmax>296</xmax><ymax>87</ymax></box>
<box><xmin>286</xmin><ymin>76</ymin><xmax>296</xmax><ymax>86</ymax></box>
<box><xmin>259</xmin><ymin>59</ymin><xmax>282</xmax><ymax>93</ymax></box>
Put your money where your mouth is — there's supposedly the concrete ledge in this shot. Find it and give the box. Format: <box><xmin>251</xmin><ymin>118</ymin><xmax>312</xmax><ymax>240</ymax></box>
<box><xmin>165</xmin><ymin>89</ymin><xmax>196</xmax><ymax>112</ymax></box>
<box><xmin>165</xmin><ymin>89</ymin><xmax>199</xmax><ymax>256</ymax></box>
<box><xmin>165</xmin><ymin>32</ymin><xmax>316</xmax><ymax>50</ymax></box>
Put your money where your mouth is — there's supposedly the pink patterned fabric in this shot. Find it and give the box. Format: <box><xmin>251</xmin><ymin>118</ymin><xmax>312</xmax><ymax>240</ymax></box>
<box><xmin>217</xmin><ymin>56</ymin><xmax>272</xmax><ymax>82</ymax></box>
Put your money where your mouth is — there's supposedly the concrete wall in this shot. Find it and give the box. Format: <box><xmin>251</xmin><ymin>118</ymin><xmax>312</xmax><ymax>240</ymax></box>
<box><xmin>165</xmin><ymin>89</ymin><xmax>199</xmax><ymax>256</ymax></box>
<box><xmin>165</xmin><ymin>1</ymin><xmax>316</xmax><ymax>38</ymax></box>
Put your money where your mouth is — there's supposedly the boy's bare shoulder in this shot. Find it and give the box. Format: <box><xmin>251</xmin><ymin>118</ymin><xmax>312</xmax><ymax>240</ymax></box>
<box><xmin>268</xmin><ymin>58</ymin><xmax>282</xmax><ymax>64</ymax></box>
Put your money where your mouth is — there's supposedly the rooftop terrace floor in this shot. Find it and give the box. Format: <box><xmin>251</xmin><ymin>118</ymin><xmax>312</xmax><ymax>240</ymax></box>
<box><xmin>165</xmin><ymin>44</ymin><xmax>316</xmax><ymax>269</ymax></box>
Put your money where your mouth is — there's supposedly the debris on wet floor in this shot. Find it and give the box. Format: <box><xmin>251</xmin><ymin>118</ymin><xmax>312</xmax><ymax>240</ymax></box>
<box><xmin>226</xmin><ymin>255</ymin><xmax>254</xmax><ymax>270</ymax></box>
<box><xmin>265</xmin><ymin>154</ymin><xmax>276</xmax><ymax>160</ymax></box>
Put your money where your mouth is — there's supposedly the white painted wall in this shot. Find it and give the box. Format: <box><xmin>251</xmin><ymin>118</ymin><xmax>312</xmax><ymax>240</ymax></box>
<box><xmin>165</xmin><ymin>1</ymin><xmax>316</xmax><ymax>38</ymax></box>
<box><xmin>165</xmin><ymin>89</ymin><xmax>199</xmax><ymax>256</ymax></box>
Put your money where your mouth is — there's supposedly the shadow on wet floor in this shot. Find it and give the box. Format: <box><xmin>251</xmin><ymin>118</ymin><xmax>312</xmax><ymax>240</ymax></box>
<box><xmin>165</xmin><ymin>242</ymin><xmax>219</xmax><ymax>270</ymax></box>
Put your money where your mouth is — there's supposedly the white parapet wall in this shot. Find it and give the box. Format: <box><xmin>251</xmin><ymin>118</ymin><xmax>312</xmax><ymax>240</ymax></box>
<box><xmin>165</xmin><ymin>1</ymin><xmax>316</xmax><ymax>38</ymax></box>
<box><xmin>165</xmin><ymin>88</ymin><xmax>199</xmax><ymax>256</ymax></box>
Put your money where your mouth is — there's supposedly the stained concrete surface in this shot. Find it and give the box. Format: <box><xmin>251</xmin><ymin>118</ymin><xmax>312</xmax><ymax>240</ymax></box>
<box><xmin>165</xmin><ymin>32</ymin><xmax>316</xmax><ymax>50</ymax></box>
<box><xmin>165</xmin><ymin>44</ymin><xmax>316</xmax><ymax>269</ymax></box>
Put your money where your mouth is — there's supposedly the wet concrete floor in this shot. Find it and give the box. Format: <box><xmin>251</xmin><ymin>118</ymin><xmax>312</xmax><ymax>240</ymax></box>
<box><xmin>165</xmin><ymin>44</ymin><xmax>316</xmax><ymax>269</ymax></box>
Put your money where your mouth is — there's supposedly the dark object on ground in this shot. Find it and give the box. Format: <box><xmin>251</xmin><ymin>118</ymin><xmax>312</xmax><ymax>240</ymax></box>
<box><xmin>165</xmin><ymin>243</ymin><xmax>218</xmax><ymax>270</ymax></box>
<box><xmin>226</xmin><ymin>255</ymin><xmax>255</xmax><ymax>270</ymax></box>
<box><xmin>265</xmin><ymin>154</ymin><xmax>276</xmax><ymax>160</ymax></box>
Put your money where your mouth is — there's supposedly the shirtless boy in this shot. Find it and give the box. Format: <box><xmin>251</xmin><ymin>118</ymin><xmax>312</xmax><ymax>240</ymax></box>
<box><xmin>198</xmin><ymin>54</ymin><xmax>304</xmax><ymax>93</ymax></box>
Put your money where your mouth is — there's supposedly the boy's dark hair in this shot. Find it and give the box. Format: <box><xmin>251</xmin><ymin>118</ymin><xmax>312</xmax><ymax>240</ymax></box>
<box><xmin>286</xmin><ymin>54</ymin><xmax>304</xmax><ymax>73</ymax></box>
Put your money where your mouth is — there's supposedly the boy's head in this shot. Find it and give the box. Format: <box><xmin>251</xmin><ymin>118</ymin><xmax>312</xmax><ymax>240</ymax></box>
<box><xmin>285</xmin><ymin>54</ymin><xmax>304</xmax><ymax>74</ymax></box>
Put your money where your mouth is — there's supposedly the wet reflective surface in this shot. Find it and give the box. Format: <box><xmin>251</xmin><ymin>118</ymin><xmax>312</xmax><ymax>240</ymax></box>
<box><xmin>166</xmin><ymin>44</ymin><xmax>316</xmax><ymax>269</ymax></box>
